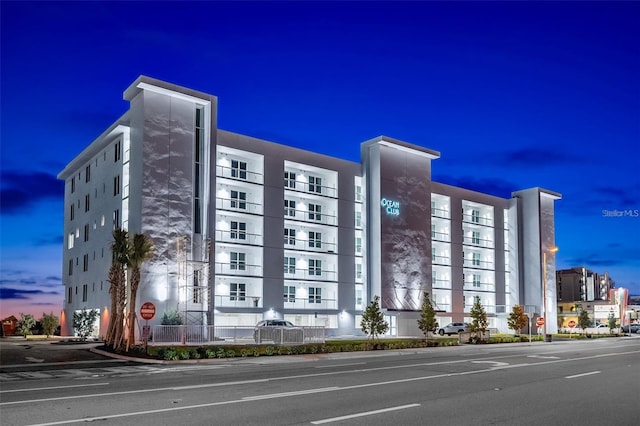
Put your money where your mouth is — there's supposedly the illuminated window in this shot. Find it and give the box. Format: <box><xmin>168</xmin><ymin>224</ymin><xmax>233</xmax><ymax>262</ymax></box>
<box><xmin>471</xmin><ymin>209</ymin><xmax>480</xmax><ymax>224</ymax></box>
<box><xmin>308</xmin><ymin>203</ymin><xmax>321</xmax><ymax>221</ymax></box>
<box><xmin>284</xmin><ymin>171</ymin><xmax>296</xmax><ymax>189</ymax></box>
<box><xmin>284</xmin><ymin>199</ymin><xmax>296</xmax><ymax>217</ymax></box>
<box><xmin>309</xmin><ymin>287</ymin><xmax>322</xmax><ymax>303</ymax></box>
<box><xmin>230</xmin><ymin>283</ymin><xmax>246</xmax><ymax>301</ymax></box>
<box><xmin>230</xmin><ymin>190</ymin><xmax>246</xmax><ymax>210</ymax></box>
<box><xmin>284</xmin><ymin>257</ymin><xmax>296</xmax><ymax>274</ymax></box>
<box><xmin>355</xmin><ymin>185</ymin><xmax>362</xmax><ymax>202</ymax></box>
<box><xmin>283</xmin><ymin>285</ymin><xmax>295</xmax><ymax>302</ymax></box>
<box><xmin>472</xmin><ymin>252</ymin><xmax>481</xmax><ymax>266</ymax></box>
<box><xmin>230</xmin><ymin>221</ymin><xmax>246</xmax><ymax>240</ymax></box>
<box><xmin>308</xmin><ymin>259</ymin><xmax>322</xmax><ymax>276</ymax></box>
<box><xmin>473</xmin><ymin>274</ymin><xmax>481</xmax><ymax>288</ymax></box>
<box><xmin>231</xmin><ymin>160</ymin><xmax>247</xmax><ymax>180</ymax></box>
<box><xmin>355</xmin><ymin>237</ymin><xmax>362</xmax><ymax>254</ymax></box>
<box><xmin>356</xmin><ymin>263</ymin><xmax>363</xmax><ymax>279</ymax></box>
<box><xmin>472</xmin><ymin>231</ymin><xmax>480</xmax><ymax>245</ymax></box>
<box><xmin>230</xmin><ymin>252</ymin><xmax>246</xmax><ymax>270</ymax></box>
<box><xmin>355</xmin><ymin>211</ymin><xmax>362</xmax><ymax>228</ymax></box>
<box><xmin>284</xmin><ymin>228</ymin><xmax>296</xmax><ymax>245</ymax></box>
<box><xmin>309</xmin><ymin>176</ymin><xmax>322</xmax><ymax>194</ymax></box>
<box><xmin>309</xmin><ymin>231</ymin><xmax>322</xmax><ymax>248</ymax></box>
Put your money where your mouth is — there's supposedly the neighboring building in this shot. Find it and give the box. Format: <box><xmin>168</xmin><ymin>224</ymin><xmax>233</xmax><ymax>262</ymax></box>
<box><xmin>1</xmin><ymin>315</ymin><xmax>18</xmax><ymax>336</ymax></box>
<box><xmin>57</xmin><ymin>76</ymin><xmax>562</xmax><ymax>338</ymax></box>
<box><xmin>556</xmin><ymin>267</ymin><xmax>615</xmax><ymax>303</ymax></box>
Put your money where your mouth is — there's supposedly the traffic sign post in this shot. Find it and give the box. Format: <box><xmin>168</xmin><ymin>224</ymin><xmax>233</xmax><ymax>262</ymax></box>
<box><xmin>139</xmin><ymin>302</ymin><xmax>156</xmax><ymax>353</ymax></box>
<box><xmin>568</xmin><ymin>320</ymin><xmax>576</xmax><ymax>339</ymax></box>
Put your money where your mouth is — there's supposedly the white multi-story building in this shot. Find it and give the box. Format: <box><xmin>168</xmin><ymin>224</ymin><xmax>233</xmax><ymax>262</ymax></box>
<box><xmin>58</xmin><ymin>76</ymin><xmax>561</xmax><ymax>337</ymax></box>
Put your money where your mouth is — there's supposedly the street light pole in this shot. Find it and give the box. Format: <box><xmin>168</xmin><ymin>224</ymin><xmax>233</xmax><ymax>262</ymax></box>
<box><xmin>542</xmin><ymin>246</ymin><xmax>559</xmax><ymax>341</ymax></box>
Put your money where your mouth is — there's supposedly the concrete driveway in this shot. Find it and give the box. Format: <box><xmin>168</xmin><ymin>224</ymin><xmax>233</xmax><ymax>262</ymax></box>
<box><xmin>0</xmin><ymin>337</ymin><xmax>109</xmax><ymax>367</ymax></box>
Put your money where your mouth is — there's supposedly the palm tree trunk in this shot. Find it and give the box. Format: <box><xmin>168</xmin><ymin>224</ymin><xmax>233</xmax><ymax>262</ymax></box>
<box><xmin>126</xmin><ymin>267</ymin><xmax>141</xmax><ymax>351</ymax></box>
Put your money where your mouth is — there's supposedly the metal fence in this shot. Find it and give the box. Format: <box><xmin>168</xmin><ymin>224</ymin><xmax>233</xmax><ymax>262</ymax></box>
<box><xmin>150</xmin><ymin>325</ymin><xmax>325</xmax><ymax>345</ymax></box>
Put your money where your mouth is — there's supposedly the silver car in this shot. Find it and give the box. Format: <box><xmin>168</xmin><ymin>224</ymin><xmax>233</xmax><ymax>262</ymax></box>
<box><xmin>253</xmin><ymin>320</ymin><xmax>304</xmax><ymax>343</ymax></box>
<box><xmin>438</xmin><ymin>322</ymin><xmax>470</xmax><ymax>336</ymax></box>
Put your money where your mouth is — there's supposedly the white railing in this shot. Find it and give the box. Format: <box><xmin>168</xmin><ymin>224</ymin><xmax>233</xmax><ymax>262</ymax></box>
<box><xmin>150</xmin><ymin>325</ymin><xmax>326</xmax><ymax>345</ymax></box>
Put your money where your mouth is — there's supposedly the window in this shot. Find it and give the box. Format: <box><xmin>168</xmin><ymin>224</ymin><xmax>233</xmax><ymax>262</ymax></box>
<box><xmin>471</xmin><ymin>209</ymin><xmax>480</xmax><ymax>224</ymax></box>
<box><xmin>473</xmin><ymin>274</ymin><xmax>481</xmax><ymax>288</ymax></box>
<box><xmin>309</xmin><ymin>259</ymin><xmax>322</xmax><ymax>276</ymax></box>
<box><xmin>284</xmin><ymin>199</ymin><xmax>296</xmax><ymax>217</ymax></box>
<box><xmin>68</xmin><ymin>233</ymin><xmax>74</xmax><ymax>249</ymax></box>
<box><xmin>355</xmin><ymin>211</ymin><xmax>362</xmax><ymax>228</ymax></box>
<box><xmin>82</xmin><ymin>284</ymin><xmax>88</xmax><ymax>302</ymax></box>
<box><xmin>284</xmin><ymin>257</ymin><xmax>296</xmax><ymax>274</ymax></box>
<box><xmin>113</xmin><ymin>209</ymin><xmax>120</xmax><ymax>230</ymax></box>
<box><xmin>83</xmin><ymin>254</ymin><xmax>89</xmax><ymax>272</ymax></box>
<box><xmin>230</xmin><ymin>252</ymin><xmax>246</xmax><ymax>270</ymax></box>
<box><xmin>355</xmin><ymin>237</ymin><xmax>362</xmax><ymax>254</ymax></box>
<box><xmin>230</xmin><ymin>190</ymin><xmax>247</xmax><ymax>209</ymax></box>
<box><xmin>67</xmin><ymin>287</ymin><xmax>72</xmax><ymax>304</ymax></box>
<box><xmin>231</xmin><ymin>160</ymin><xmax>247</xmax><ymax>180</ymax></box>
<box><xmin>309</xmin><ymin>231</ymin><xmax>321</xmax><ymax>248</ymax></box>
<box><xmin>284</xmin><ymin>171</ymin><xmax>296</xmax><ymax>189</ymax></box>
<box><xmin>85</xmin><ymin>165</ymin><xmax>91</xmax><ymax>182</ymax></box>
<box><xmin>431</xmin><ymin>224</ymin><xmax>436</xmax><ymax>239</ymax></box>
<box><xmin>472</xmin><ymin>252</ymin><xmax>481</xmax><ymax>266</ymax></box>
<box><xmin>194</xmin><ymin>108</ymin><xmax>204</xmax><ymax>234</ymax></box>
<box><xmin>85</xmin><ymin>194</ymin><xmax>90</xmax><ymax>212</ymax></box>
<box><xmin>70</xmin><ymin>204</ymin><xmax>75</xmax><ymax>221</ymax></box>
<box><xmin>284</xmin><ymin>228</ymin><xmax>296</xmax><ymax>245</ymax></box>
<box><xmin>115</xmin><ymin>140</ymin><xmax>121</xmax><ymax>162</ymax></box>
<box><xmin>472</xmin><ymin>231</ymin><xmax>480</xmax><ymax>245</ymax></box>
<box><xmin>308</xmin><ymin>203</ymin><xmax>321</xmax><ymax>221</ymax></box>
<box><xmin>309</xmin><ymin>176</ymin><xmax>322</xmax><ymax>194</ymax></box>
<box><xmin>193</xmin><ymin>270</ymin><xmax>200</xmax><ymax>303</ymax></box>
<box><xmin>283</xmin><ymin>285</ymin><xmax>295</xmax><ymax>303</ymax></box>
<box><xmin>230</xmin><ymin>221</ymin><xmax>246</xmax><ymax>240</ymax></box>
<box><xmin>68</xmin><ymin>259</ymin><xmax>73</xmax><ymax>276</ymax></box>
<box><xmin>230</xmin><ymin>283</ymin><xmax>246</xmax><ymax>301</ymax></box>
<box><xmin>309</xmin><ymin>287</ymin><xmax>322</xmax><ymax>303</ymax></box>
<box><xmin>356</xmin><ymin>287</ymin><xmax>363</xmax><ymax>306</ymax></box>
<box><xmin>432</xmin><ymin>247</ymin><xmax>437</xmax><ymax>262</ymax></box>
<box><xmin>84</xmin><ymin>224</ymin><xmax>89</xmax><ymax>242</ymax></box>
<box><xmin>355</xmin><ymin>185</ymin><xmax>362</xmax><ymax>201</ymax></box>
<box><xmin>114</xmin><ymin>175</ymin><xmax>120</xmax><ymax>196</ymax></box>
<box><xmin>71</xmin><ymin>177</ymin><xmax>76</xmax><ymax>194</ymax></box>
<box><xmin>356</xmin><ymin>263</ymin><xmax>363</xmax><ymax>280</ymax></box>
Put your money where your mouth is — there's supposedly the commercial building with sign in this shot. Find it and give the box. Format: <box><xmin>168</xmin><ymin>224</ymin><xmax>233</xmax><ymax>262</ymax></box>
<box><xmin>58</xmin><ymin>76</ymin><xmax>561</xmax><ymax>337</ymax></box>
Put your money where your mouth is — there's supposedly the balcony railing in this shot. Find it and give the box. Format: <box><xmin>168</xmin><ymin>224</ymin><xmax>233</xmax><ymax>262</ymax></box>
<box><xmin>463</xmin><ymin>282</ymin><xmax>495</xmax><ymax>292</ymax></box>
<box><xmin>432</xmin><ymin>278</ymin><xmax>452</xmax><ymax>289</ymax></box>
<box><xmin>216</xmin><ymin>197</ymin><xmax>262</xmax><ymax>215</ymax></box>
<box><xmin>215</xmin><ymin>262</ymin><xmax>263</xmax><ymax>276</ymax></box>
<box><xmin>285</xmin><ymin>181</ymin><xmax>337</xmax><ymax>198</ymax></box>
<box><xmin>431</xmin><ymin>207</ymin><xmax>450</xmax><ymax>219</ymax></box>
<box><xmin>462</xmin><ymin>236</ymin><xmax>494</xmax><ymax>248</ymax></box>
<box><xmin>431</xmin><ymin>231</ymin><xmax>450</xmax><ymax>242</ymax></box>
<box><xmin>285</xmin><ymin>208</ymin><xmax>337</xmax><ymax>226</ymax></box>
<box><xmin>216</xmin><ymin>165</ymin><xmax>263</xmax><ymax>185</ymax></box>
<box><xmin>214</xmin><ymin>295</ymin><xmax>263</xmax><ymax>308</ymax></box>
<box><xmin>462</xmin><ymin>214</ymin><xmax>494</xmax><ymax>227</ymax></box>
<box><xmin>284</xmin><ymin>268</ymin><xmax>337</xmax><ymax>281</ymax></box>
<box><xmin>284</xmin><ymin>239</ymin><xmax>338</xmax><ymax>253</ymax></box>
<box><xmin>283</xmin><ymin>297</ymin><xmax>338</xmax><ymax>310</ymax></box>
<box><xmin>216</xmin><ymin>229</ymin><xmax>263</xmax><ymax>246</ymax></box>
<box><xmin>432</xmin><ymin>255</ymin><xmax>450</xmax><ymax>265</ymax></box>
<box><xmin>463</xmin><ymin>259</ymin><xmax>494</xmax><ymax>269</ymax></box>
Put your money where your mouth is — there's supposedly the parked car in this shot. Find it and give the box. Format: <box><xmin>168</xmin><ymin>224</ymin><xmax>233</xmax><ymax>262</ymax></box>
<box><xmin>253</xmin><ymin>320</ymin><xmax>304</xmax><ymax>343</ymax></box>
<box><xmin>438</xmin><ymin>322</ymin><xmax>470</xmax><ymax>336</ymax></box>
<box><xmin>620</xmin><ymin>324</ymin><xmax>640</xmax><ymax>334</ymax></box>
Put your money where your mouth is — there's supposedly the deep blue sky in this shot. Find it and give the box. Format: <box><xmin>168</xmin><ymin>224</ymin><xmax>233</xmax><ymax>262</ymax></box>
<box><xmin>1</xmin><ymin>1</ymin><xmax>639</xmax><ymax>318</ymax></box>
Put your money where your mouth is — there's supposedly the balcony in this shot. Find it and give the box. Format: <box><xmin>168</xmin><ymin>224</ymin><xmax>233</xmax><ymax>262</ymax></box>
<box><xmin>214</xmin><ymin>294</ymin><xmax>263</xmax><ymax>309</ymax></box>
<box><xmin>216</xmin><ymin>196</ymin><xmax>262</xmax><ymax>215</ymax></box>
<box><xmin>283</xmin><ymin>297</ymin><xmax>338</xmax><ymax>310</ymax></box>
<box><xmin>284</xmin><ymin>239</ymin><xmax>337</xmax><ymax>253</ymax></box>
<box><xmin>216</xmin><ymin>229</ymin><xmax>263</xmax><ymax>246</ymax></box>
<box><xmin>215</xmin><ymin>262</ymin><xmax>263</xmax><ymax>276</ymax></box>
<box><xmin>284</xmin><ymin>268</ymin><xmax>337</xmax><ymax>281</ymax></box>
<box><xmin>432</xmin><ymin>254</ymin><xmax>450</xmax><ymax>266</ymax></box>
<box><xmin>431</xmin><ymin>207</ymin><xmax>450</xmax><ymax>219</ymax></box>
<box><xmin>432</xmin><ymin>277</ymin><xmax>452</xmax><ymax>289</ymax></box>
<box><xmin>462</xmin><ymin>213</ymin><xmax>494</xmax><ymax>227</ymax></box>
<box><xmin>462</xmin><ymin>235</ymin><xmax>494</xmax><ymax>248</ymax></box>
<box><xmin>284</xmin><ymin>207</ymin><xmax>337</xmax><ymax>226</ymax></box>
<box><xmin>463</xmin><ymin>259</ymin><xmax>495</xmax><ymax>270</ymax></box>
<box><xmin>216</xmin><ymin>164</ymin><xmax>263</xmax><ymax>185</ymax></box>
<box><xmin>431</xmin><ymin>230</ymin><xmax>450</xmax><ymax>242</ymax></box>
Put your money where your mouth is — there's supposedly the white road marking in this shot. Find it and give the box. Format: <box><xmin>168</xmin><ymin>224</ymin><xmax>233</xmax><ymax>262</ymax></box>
<box><xmin>0</xmin><ymin>382</ymin><xmax>109</xmax><ymax>394</ymax></box>
<box><xmin>527</xmin><ymin>355</ymin><xmax>560</xmax><ymax>359</ymax></box>
<box><xmin>471</xmin><ymin>361</ymin><xmax>510</xmax><ymax>367</ymax></box>
<box><xmin>315</xmin><ymin>362</ymin><xmax>366</xmax><ymax>368</ymax></box>
<box><xmin>242</xmin><ymin>387</ymin><xmax>339</xmax><ymax>400</ymax></box>
<box><xmin>311</xmin><ymin>403</ymin><xmax>421</xmax><ymax>424</ymax></box>
<box><xmin>565</xmin><ymin>371</ymin><xmax>601</xmax><ymax>379</ymax></box>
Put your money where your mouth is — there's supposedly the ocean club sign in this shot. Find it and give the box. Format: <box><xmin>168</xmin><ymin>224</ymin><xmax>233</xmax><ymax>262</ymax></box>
<box><xmin>380</xmin><ymin>198</ymin><xmax>400</xmax><ymax>216</ymax></box>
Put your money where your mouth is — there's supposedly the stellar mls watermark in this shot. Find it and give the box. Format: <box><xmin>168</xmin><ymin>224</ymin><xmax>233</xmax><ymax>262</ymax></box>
<box><xmin>602</xmin><ymin>208</ymin><xmax>639</xmax><ymax>218</ymax></box>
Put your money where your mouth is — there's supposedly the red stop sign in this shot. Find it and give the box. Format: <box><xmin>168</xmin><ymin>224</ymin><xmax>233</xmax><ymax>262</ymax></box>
<box><xmin>536</xmin><ymin>317</ymin><xmax>545</xmax><ymax>327</ymax></box>
<box><xmin>568</xmin><ymin>320</ymin><xmax>576</xmax><ymax>328</ymax></box>
<box><xmin>140</xmin><ymin>302</ymin><xmax>156</xmax><ymax>320</ymax></box>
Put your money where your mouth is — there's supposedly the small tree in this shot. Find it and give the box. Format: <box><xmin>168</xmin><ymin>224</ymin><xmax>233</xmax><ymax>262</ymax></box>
<box><xmin>161</xmin><ymin>309</ymin><xmax>183</xmax><ymax>325</ymax></box>
<box><xmin>360</xmin><ymin>295</ymin><xmax>388</xmax><ymax>342</ymax></box>
<box><xmin>41</xmin><ymin>312</ymin><xmax>59</xmax><ymax>337</ymax></box>
<box><xmin>507</xmin><ymin>305</ymin><xmax>528</xmax><ymax>335</ymax></box>
<box><xmin>469</xmin><ymin>297</ymin><xmax>489</xmax><ymax>342</ymax></box>
<box><xmin>73</xmin><ymin>309</ymin><xmax>99</xmax><ymax>341</ymax></box>
<box><xmin>577</xmin><ymin>308</ymin><xmax>591</xmax><ymax>334</ymax></box>
<box><xmin>17</xmin><ymin>313</ymin><xmax>36</xmax><ymax>336</ymax></box>
<box><xmin>607</xmin><ymin>312</ymin><xmax>617</xmax><ymax>333</ymax></box>
<box><xmin>417</xmin><ymin>292</ymin><xmax>438</xmax><ymax>341</ymax></box>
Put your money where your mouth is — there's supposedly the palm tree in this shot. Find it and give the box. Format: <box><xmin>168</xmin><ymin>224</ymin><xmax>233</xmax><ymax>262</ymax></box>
<box><xmin>125</xmin><ymin>233</ymin><xmax>154</xmax><ymax>351</ymax></box>
<box><xmin>106</xmin><ymin>229</ymin><xmax>129</xmax><ymax>349</ymax></box>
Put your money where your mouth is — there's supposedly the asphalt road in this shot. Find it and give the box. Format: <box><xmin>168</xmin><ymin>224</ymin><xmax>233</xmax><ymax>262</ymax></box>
<box><xmin>1</xmin><ymin>337</ymin><xmax>639</xmax><ymax>425</ymax></box>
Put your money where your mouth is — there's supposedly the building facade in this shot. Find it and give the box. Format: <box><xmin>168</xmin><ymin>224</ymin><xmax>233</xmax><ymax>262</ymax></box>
<box><xmin>58</xmin><ymin>76</ymin><xmax>562</xmax><ymax>337</ymax></box>
<box><xmin>556</xmin><ymin>267</ymin><xmax>615</xmax><ymax>303</ymax></box>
